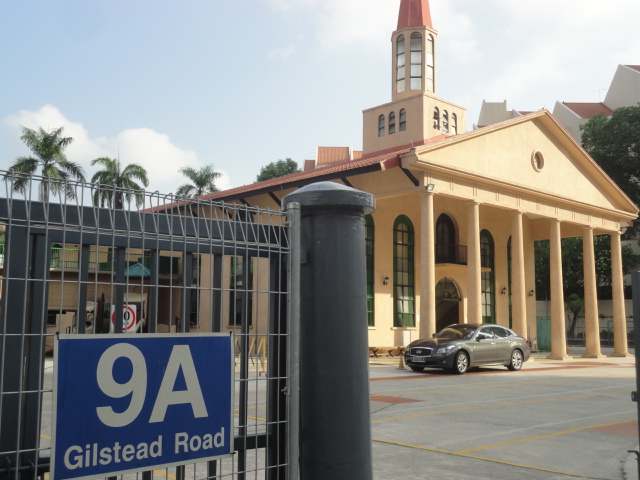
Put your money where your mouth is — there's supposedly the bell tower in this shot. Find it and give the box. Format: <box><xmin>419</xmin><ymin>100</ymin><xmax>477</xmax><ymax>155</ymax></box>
<box><xmin>393</xmin><ymin>0</ymin><xmax>437</xmax><ymax>100</ymax></box>
<box><xmin>362</xmin><ymin>0</ymin><xmax>466</xmax><ymax>155</ymax></box>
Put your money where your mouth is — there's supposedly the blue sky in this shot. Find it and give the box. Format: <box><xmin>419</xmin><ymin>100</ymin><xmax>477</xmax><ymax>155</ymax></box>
<box><xmin>1</xmin><ymin>0</ymin><xmax>639</xmax><ymax>195</ymax></box>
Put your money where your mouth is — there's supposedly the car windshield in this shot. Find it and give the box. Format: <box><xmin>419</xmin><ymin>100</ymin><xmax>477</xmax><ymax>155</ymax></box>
<box><xmin>435</xmin><ymin>325</ymin><xmax>478</xmax><ymax>340</ymax></box>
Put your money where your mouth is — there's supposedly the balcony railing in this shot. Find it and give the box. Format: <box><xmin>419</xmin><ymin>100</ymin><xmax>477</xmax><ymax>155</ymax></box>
<box><xmin>435</xmin><ymin>243</ymin><xmax>468</xmax><ymax>265</ymax></box>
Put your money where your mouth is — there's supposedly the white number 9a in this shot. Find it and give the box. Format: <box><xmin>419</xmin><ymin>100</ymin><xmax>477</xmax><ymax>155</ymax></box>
<box><xmin>96</xmin><ymin>343</ymin><xmax>147</xmax><ymax>427</ymax></box>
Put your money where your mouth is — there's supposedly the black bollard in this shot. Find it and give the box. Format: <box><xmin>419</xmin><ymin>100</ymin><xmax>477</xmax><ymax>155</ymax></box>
<box><xmin>283</xmin><ymin>182</ymin><xmax>375</xmax><ymax>480</ymax></box>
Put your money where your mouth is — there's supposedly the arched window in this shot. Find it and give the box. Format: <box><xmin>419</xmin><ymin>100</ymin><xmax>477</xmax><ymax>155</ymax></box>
<box><xmin>442</xmin><ymin>110</ymin><xmax>449</xmax><ymax>133</ymax></box>
<box><xmin>426</xmin><ymin>34</ymin><xmax>434</xmax><ymax>92</ymax></box>
<box><xmin>436</xmin><ymin>214</ymin><xmax>456</xmax><ymax>263</ymax></box>
<box><xmin>365</xmin><ymin>215</ymin><xmax>374</xmax><ymax>326</ymax></box>
<box><xmin>410</xmin><ymin>33</ymin><xmax>423</xmax><ymax>90</ymax></box>
<box><xmin>433</xmin><ymin>107</ymin><xmax>440</xmax><ymax>130</ymax></box>
<box><xmin>393</xmin><ymin>215</ymin><xmax>415</xmax><ymax>327</ymax></box>
<box><xmin>378</xmin><ymin>114</ymin><xmax>385</xmax><ymax>137</ymax></box>
<box><xmin>399</xmin><ymin>109</ymin><xmax>407</xmax><ymax>131</ymax></box>
<box><xmin>451</xmin><ymin>113</ymin><xmax>457</xmax><ymax>135</ymax></box>
<box><xmin>396</xmin><ymin>35</ymin><xmax>406</xmax><ymax>93</ymax></box>
<box><xmin>481</xmin><ymin>230</ymin><xmax>495</xmax><ymax>324</ymax></box>
<box><xmin>388</xmin><ymin>112</ymin><xmax>396</xmax><ymax>134</ymax></box>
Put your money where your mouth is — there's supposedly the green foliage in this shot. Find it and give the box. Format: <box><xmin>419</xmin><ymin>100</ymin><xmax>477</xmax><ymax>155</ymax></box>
<box><xmin>581</xmin><ymin>104</ymin><xmax>640</xmax><ymax>207</ymax></box>
<box><xmin>256</xmin><ymin>158</ymin><xmax>300</xmax><ymax>182</ymax></box>
<box><xmin>90</xmin><ymin>157</ymin><xmax>149</xmax><ymax>209</ymax></box>
<box><xmin>5</xmin><ymin>126</ymin><xmax>85</xmax><ymax>200</ymax></box>
<box><xmin>534</xmin><ymin>235</ymin><xmax>640</xmax><ymax>299</ymax></box>
<box><xmin>176</xmin><ymin>164</ymin><xmax>221</xmax><ymax>199</ymax></box>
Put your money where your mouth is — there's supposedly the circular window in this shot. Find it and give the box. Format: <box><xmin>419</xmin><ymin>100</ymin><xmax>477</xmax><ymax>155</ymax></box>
<box><xmin>531</xmin><ymin>151</ymin><xmax>544</xmax><ymax>172</ymax></box>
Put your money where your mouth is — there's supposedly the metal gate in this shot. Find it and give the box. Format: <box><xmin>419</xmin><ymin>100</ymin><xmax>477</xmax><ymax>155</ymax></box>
<box><xmin>0</xmin><ymin>173</ymin><xmax>293</xmax><ymax>479</ymax></box>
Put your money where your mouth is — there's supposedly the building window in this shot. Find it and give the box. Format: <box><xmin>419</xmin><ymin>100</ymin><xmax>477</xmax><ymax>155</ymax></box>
<box><xmin>378</xmin><ymin>114</ymin><xmax>385</xmax><ymax>137</ymax></box>
<box><xmin>481</xmin><ymin>230</ymin><xmax>495</xmax><ymax>324</ymax></box>
<box><xmin>399</xmin><ymin>109</ymin><xmax>407</xmax><ymax>131</ymax></box>
<box><xmin>433</xmin><ymin>107</ymin><xmax>440</xmax><ymax>129</ymax></box>
<box><xmin>388</xmin><ymin>112</ymin><xmax>396</xmax><ymax>134</ymax></box>
<box><xmin>436</xmin><ymin>214</ymin><xmax>456</xmax><ymax>263</ymax></box>
<box><xmin>442</xmin><ymin>110</ymin><xmax>449</xmax><ymax>133</ymax></box>
<box><xmin>410</xmin><ymin>33</ymin><xmax>423</xmax><ymax>90</ymax></box>
<box><xmin>393</xmin><ymin>215</ymin><xmax>415</xmax><ymax>327</ymax></box>
<box><xmin>365</xmin><ymin>215</ymin><xmax>374</xmax><ymax>327</ymax></box>
<box><xmin>396</xmin><ymin>35</ymin><xmax>405</xmax><ymax>93</ymax></box>
<box><xmin>229</xmin><ymin>255</ymin><xmax>253</xmax><ymax>327</ymax></box>
<box><xmin>451</xmin><ymin>113</ymin><xmax>457</xmax><ymax>135</ymax></box>
<box><xmin>532</xmin><ymin>151</ymin><xmax>545</xmax><ymax>171</ymax></box>
<box><xmin>426</xmin><ymin>34</ymin><xmax>434</xmax><ymax>92</ymax></box>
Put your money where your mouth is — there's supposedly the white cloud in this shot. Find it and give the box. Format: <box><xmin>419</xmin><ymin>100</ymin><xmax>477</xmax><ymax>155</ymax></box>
<box><xmin>269</xmin><ymin>44</ymin><xmax>296</xmax><ymax>60</ymax></box>
<box><xmin>2</xmin><ymin>105</ymin><xmax>230</xmax><ymax>195</ymax></box>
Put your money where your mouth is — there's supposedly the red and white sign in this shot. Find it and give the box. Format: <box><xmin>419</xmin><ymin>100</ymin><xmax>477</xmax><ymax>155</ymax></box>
<box><xmin>110</xmin><ymin>305</ymin><xmax>137</xmax><ymax>332</ymax></box>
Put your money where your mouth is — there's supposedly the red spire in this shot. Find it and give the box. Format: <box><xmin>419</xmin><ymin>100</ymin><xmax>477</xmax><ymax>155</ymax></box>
<box><xmin>397</xmin><ymin>0</ymin><xmax>433</xmax><ymax>30</ymax></box>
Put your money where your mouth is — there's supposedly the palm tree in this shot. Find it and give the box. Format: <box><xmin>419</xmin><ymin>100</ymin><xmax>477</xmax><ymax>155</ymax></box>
<box><xmin>90</xmin><ymin>157</ymin><xmax>149</xmax><ymax>209</ymax></box>
<box><xmin>175</xmin><ymin>164</ymin><xmax>221</xmax><ymax>199</ymax></box>
<box><xmin>6</xmin><ymin>126</ymin><xmax>85</xmax><ymax>201</ymax></box>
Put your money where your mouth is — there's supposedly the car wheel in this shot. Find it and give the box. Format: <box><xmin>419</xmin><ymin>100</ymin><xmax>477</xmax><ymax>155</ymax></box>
<box><xmin>409</xmin><ymin>366</ymin><xmax>425</xmax><ymax>372</ymax></box>
<box><xmin>452</xmin><ymin>351</ymin><xmax>468</xmax><ymax>374</ymax></box>
<box><xmin>507</xmin><ymin>349</ymin><xmax>523</xmax><ymax>371</ymax></box>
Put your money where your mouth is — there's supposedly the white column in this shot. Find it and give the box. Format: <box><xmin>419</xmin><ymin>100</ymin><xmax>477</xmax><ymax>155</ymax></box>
<box><xmin>548</xmin><ymin>220</ymin><xmax>571</xmax><ymax>359</ymax></box>
<box><xmin>420</xmin><ymin>192</ymin><xmax>436</xmax><ymax>338</ymax></box>
<box><xmin>511</xmin><ymin>211</ymin><xmax>527</xmax><ymax>337</ymax></box>
<box><xmin>467</xmin><ymin>202</ymin><xmax>482</xmax><ymax>324</ymax></box>
<box><xmin>610</xmin><ymin>231</ymin><xmax>631</xmax><ymax>357</ymax></box>
<box><xmin>582</xmin><ymin>228</ymin><xmax>603</xmax><ymax>358</ymax></box>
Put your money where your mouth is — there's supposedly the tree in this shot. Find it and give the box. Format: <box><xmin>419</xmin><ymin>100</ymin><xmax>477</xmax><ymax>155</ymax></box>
<box><xmin>581</xmin><ymin>104</ymin><xmax>640</xmax><ymax>208</ymax></box>
<box><xmin>565</xmin><ymin>293</ymin><xmax>584</xmax><ymax>339</ymax></box>
<box><xmin>175</xmin><ymin>164</ymin><xmax>221</xmax><ymax>199</ymax></box>
<box><xmin>256</xmin><ymin>158</ymin><xmax>300</xmax><ymax>182</ymax></box>
<box><xmin>90</xmin><ymin>157</ymin><xmax>149</xmax><ymax>209</ymax></box>
<box><xmin>5</xmin><ymin>126</ymin><xmax>85</xmax><ymax>201</ymax></box>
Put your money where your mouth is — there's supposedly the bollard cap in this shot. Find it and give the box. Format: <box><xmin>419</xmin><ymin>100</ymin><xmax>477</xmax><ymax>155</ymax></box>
<box><xmin>282</xmin><ymin>181</ymin><xmax>375</xmax><ymax>214</ymax></box>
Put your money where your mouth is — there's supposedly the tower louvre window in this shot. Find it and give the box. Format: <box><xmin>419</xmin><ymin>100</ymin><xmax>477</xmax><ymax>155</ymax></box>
<box><xmin>426</xmin><ymin>34</ymin><xmax>434</xmax><ymax>92</ymax></box>
<box><xmin>396</xmin><ymin>35</ymin><xmax>406</xmax><ymax>93</ymax></box>
<box><xmin>399</xmin><ymin>109</ymin><xmax>407</xmax><ymax>131</ymax></box>
<box><xmin>443</xmin><ymin>110</ymin><xmax>449</xmax><ymax>133</ymax></box>
<box><xmin>433</xmin><ymin>107</ymin><xmax>440</xmax><ymax>129</ymax></box>
<box><xmin>389</xmin><ymin>111</ymin><xmax>396</xmax><ymax>134</ymax></box>
<box><xmin>410</xmin><ymin>33</ymin><xmax>423</xmax><ymax>90</ymax></box>
<box><xmin>378</xmin><ymin>114</ymin><xmax>385</xmax><ymax>137</ymax></box>
<box><xmin>451</xmin><ymin>113</ymin><xmax>457</xmax><ymax>134</ymax></box>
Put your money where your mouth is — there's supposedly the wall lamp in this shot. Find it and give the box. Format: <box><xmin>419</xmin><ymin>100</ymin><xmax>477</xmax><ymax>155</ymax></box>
<box><xmin>426</xmin><ymin>183</ymin><xmax>435</xmax><ymax>192</ymax></box>
<box><xmin>383</xmin><ymin>276</ymin><xmax>390</xmax><ymax>286</ymax></box>
<box><xmin>529</xmin><ymin>289</ymin><xmax>535</xmax><ymax>297</ymax></box>
<box><xmin>501</xmin><ymin>287</ymin><xmax>507</xmax><ymax>295</ymax></box>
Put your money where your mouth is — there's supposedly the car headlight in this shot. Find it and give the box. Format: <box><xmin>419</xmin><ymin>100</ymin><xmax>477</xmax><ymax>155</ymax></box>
<box><xmin>435</xmin><ymin>345</ymin><xmax>456</xmax><ymax>354</ymax></box>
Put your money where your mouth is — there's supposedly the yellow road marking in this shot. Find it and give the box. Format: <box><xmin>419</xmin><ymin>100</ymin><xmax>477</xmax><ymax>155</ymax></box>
<box><xmin>373</xmin><ymin>438</ymin><xmax>593</xmax><ymax>478</ymax></box>
<box><xmin>372</xmin><ymin>388</ymin><xmax>631</xmax><ymax>423</ymax></box>
<box><xmin>456</xmin><ymin>419</ymin><xmax>635</xmax><ymax>453</ymax></box>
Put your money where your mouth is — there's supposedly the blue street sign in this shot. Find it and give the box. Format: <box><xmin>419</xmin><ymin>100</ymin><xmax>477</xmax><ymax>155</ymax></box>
<box><xmin>51</xmin><ymin>334</ymin><xmax>234</xmax><ymax>480</ymax></box>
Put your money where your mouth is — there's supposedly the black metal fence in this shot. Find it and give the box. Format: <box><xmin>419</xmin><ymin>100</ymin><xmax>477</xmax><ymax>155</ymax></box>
<box><xmin>0</xmin><ymin>173</ymin><xmax>292</xmax><ymax>479</ymax></box>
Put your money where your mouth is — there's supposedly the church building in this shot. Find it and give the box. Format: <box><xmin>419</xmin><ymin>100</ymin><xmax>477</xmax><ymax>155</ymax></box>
<box><xmin>205</xmin><ymin>0</ymin><xmax>638</xmax><ymax>359</ymax></box>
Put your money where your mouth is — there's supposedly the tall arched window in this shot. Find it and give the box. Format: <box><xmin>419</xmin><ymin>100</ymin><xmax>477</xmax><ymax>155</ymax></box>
<box><xmin>399</xmin><ymin>109</ymin><xmax>407</xmax><ymax>131</ymax></box>
<box><xmin>433</xmin><ymin>107</ymin><xmax>440</xmax><ymax>130</ymax></box>
<box><xmin>442</xmin><ymin>110</ymin><xmax>449</xmax><ymax>133</ymax></box>
<box><xmin>396</xmin><ymin>35</ymin><xmax>406</xmax><ymax>93</ymax></box>
<box><xmin>365</xmin><ymin>215</ymin><xmax>374</xmax><ymax>326</ymax></box>
<box><xmin>394</xmin><ymin>215</ymin><xmax>415</xmax><ymax>327</ymax></box>
<box><xmin>426</xmin><ymin>34</ymin><xmax>434</xmax><ymax>92</ymax></box>
<box><xmin>388</xmin><ymin>111</ymin><xmax>396</xmax><ymax>134</ymax></box>
<box><xmin>451</xmin><ymin>113</ymin><xmax>457</xmax><ymax>135</ymax></box>
<box><xmin>481</xmin><ymin>230</ymin><xmax>495</xmax><ymax>324</ymax></box>
<box><xmin>378</xmin><ymin>114</ymin><xmax>385</xmax><ymax>137</ymax></box>
<box><xmin>436</xmin><ymin>214</ymin><xmax>456</xmax><ymax>263</ymax></box>
<box><xmin>410</xmin><ymin>33</ymin><xmax>423</xmax><ymax>90</ymax></box>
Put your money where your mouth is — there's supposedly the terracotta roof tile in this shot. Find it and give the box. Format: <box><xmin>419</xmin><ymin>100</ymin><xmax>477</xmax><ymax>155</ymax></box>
<box><xmin>626</xmin><ymin>65</ymin><xmax>640</xmax><ymax>73</ymax></box>
<box><xmin>397</xmin><ymin>0</ymin><xmax>433</xmax><ymax>29</ymax></box>
<box><xmin>562</xmin><ymin>102</ymin><xmax>613</xmax><ymax>119</ymax></box>
<box><xmin>317</xmin><ymin>147</ymin><xmax>351</xmax><ymax>166</ymax></box>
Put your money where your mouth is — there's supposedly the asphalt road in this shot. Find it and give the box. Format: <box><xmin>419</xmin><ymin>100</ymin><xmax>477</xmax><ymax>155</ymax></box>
<box><xmin>369</xmin><ymin>352</ymin><xmax>639</xmax><ymax>480</ymax></box>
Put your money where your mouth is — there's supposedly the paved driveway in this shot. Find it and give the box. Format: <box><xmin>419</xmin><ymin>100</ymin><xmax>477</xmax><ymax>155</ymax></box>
<box><xmin>369</xmin><ymin>352</ymin><xmax>639</xmax><ymax>480</ymax></box>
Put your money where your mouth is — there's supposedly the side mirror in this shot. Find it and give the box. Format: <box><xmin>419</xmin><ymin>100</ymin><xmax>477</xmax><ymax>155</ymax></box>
<box><xmin>476</xmin><ymin>333</ymin><xmax>486</xmax><ymax>341</ymax></box>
